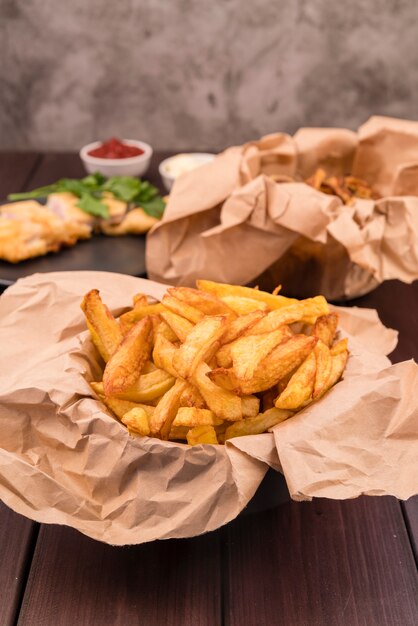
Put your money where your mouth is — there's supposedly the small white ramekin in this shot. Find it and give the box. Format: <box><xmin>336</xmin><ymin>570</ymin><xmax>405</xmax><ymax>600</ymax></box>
<box><xmin>79</xmin><ymin>140</ymin><xmax>153</xmax><ymax>177</ymax></box>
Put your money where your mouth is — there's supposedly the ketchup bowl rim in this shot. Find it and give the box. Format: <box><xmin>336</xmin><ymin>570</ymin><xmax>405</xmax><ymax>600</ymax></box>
<box><xmin>80</xmin><ymin>139</ymin><xmax>153</xmax><ymax>165</ymax></box>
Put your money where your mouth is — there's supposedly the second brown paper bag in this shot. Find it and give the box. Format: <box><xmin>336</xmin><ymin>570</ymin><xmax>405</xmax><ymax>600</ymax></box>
<box><xmin>147</xmin><ymin>116</ymin><xmax>418</xmax><ymax>300</ymax></box>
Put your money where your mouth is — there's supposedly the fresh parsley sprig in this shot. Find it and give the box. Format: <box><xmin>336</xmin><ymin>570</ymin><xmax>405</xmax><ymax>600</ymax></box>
<box><xmin>8</xmin><ymin>173</ymin><xmax>166</xmax><ymax>219</ymax></box>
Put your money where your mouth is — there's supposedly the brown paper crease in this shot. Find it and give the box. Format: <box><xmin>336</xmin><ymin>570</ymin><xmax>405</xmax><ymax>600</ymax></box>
<box><xmin>0</xmin><ymin>271</ymin><xmax>416</xmax><ymax>545</ymax></box>
<box><xmin>147</xmin><ymin>117</ymin><xmax>418</xmax><ymax>300</ymax></box>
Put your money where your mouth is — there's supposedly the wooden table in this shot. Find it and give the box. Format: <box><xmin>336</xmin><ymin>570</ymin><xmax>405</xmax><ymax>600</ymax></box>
<box><xmin>0</xmin><ymin>152</ymin><xmax>417</xmax><ymax>626</ymax></box>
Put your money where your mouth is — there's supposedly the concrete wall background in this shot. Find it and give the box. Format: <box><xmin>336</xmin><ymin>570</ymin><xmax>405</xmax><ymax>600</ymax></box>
<box><xmin>1</xmin><ymin>0</ymin><xmax>418</xmax><ymax>151</ymax></box>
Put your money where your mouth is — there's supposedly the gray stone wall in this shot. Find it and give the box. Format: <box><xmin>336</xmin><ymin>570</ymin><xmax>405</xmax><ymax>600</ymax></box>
<box><xmin>1</xmin><ymin>0</ymin><xmax>418</xmax><ymax>151</ymax></box>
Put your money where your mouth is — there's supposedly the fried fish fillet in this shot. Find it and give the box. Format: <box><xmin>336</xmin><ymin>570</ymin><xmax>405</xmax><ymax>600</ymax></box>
<box><xmin>0</xmin><ymin>201</ymin><xmax>77</xmax><ymax>262</ymax></box>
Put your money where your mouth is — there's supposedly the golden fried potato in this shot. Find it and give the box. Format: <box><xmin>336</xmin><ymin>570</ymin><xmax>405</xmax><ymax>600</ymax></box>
<box><xmin>173</xmin><ymin>315</ymin><xmax>227</xmax><ymax>379</ymax></box>
<box><xmin>224</xmin><ymin>407</ymin><xmax>292</xmax><ymax>440</ymax></box>
<box><xmin>83</xmin><ymin>279</ymin><xmax>349</xmax><ymax>445</ymax></box>
<box><xmin>192</xmin><ymin>362</ymin><xmax>242</xmax><ymax>421</ymax></box>
<box><xmin>103</xmin><ymin>316</ymin><xmax>153</xmax><ymax>396</ymax></box>
<box><xmin>196</xmin><ymin>280</ymin><xmax>297</xmax><ymax>309</ymax></box>
<box><xmin>149</xmin><ymin>379</ymin><xmax>188</xmax><ymax>439</ymax></box>
<box><xmin>173</xmin><ymin>407</ymin><xmax>223</xmax><ymax>427</ymax></box>
<box><xmin>313</xmin><ymin>341</ymin><xmax>332</xmax><ymax>399</ymax></box>
<box><xmin>121</xmin><ymin>407</ymin><xmax>150</xmax><ymax>436</ymax></box>
<box><xmin>81</xmin><ymin>289</ymin><xmax>123</xmax><ymax>362</ymax></box>
<box><xmin>187</xmin><ymin>425</ymin><xmax>218</xmax><ymax>445</ymax></box>
<box><xmin>160</xmin><ymin>309</ymin><xmax>194</xmax><ymax>342</ymax></box>
<box><xmin>161</xmin><ymin>295</ymin><xmax>204</xmax><ymax>324</ymax></box>
<box><xmin>312</xmin><ymin>313</ymin><xmax>339</xmax><ymax>347</ymax></box>
<box><xmin>275</xmin><ymin>351</ymin><xmax>316</xmax><ymax>410</ymax></box>
<box><xmin>168</xmin><ymin>286</ymin><xmax>236</xmax><ymax>318</ymax></box>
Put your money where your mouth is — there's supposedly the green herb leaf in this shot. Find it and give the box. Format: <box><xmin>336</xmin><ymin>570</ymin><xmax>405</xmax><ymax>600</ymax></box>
<box><xmin>137</xmin><ymin>196</ymin><xmax>166</xmax><ymax>219</ymax></box>
<box><xmin>103</xmin><ymin>176</ymin><xmax>141</xmax><ymax>202</ymax></box>
<box><xmin>8</xmin><ymin>184</ymin><xmax>61</xmax><ymax>201</ymax></box>
<box><xmin>77</xmin><ymin>193</ymin><xmax>109</xmax><ymax>218</ymax></box>
<box><xmin>81</xmin><ymin>172</ymin><xmax>106</xmax><ymax>188</ymax></box>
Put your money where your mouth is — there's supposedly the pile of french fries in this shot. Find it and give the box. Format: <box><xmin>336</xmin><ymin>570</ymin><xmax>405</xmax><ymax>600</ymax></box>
<box><xmin>81</xmin><ymin>281</ymin><xmax>349</xmax><ymax>445</ymax></box>
<box><xmin>270</xmin><ymin>168</ymin><xmax>380</xmax><ymax>205</ymax></box>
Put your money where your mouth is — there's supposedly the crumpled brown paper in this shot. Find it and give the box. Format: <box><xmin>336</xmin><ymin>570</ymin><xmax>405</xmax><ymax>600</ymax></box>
<box><xmin>147</xmin><ymin>116</ymin><xmax>418</xmax><ymax>300</ymax></box>
<box><xmin>0</xmin><ymin>271</ymin><xmax>417</xmax><ymax>545</ymax></box>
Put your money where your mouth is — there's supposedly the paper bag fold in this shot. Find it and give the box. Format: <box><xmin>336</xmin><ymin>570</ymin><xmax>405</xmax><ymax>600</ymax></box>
<box><xmin>147</xmin><ymin>116</ymin><xmax>418</xmax><ymax>299</ymax></box>
<box><xmin>0</xmin><ymin>271</ymin><xmax>416</xmax><ymax>546</ymax></box>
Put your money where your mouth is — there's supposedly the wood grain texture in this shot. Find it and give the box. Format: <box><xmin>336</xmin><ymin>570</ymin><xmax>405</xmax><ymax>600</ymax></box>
<box><xmin>24</xmin><ymin>151</ymin><xmax>172</xmax><ymax>192</ymax></box>
<box><xmin>0</xmin><ymin>503</ymin><xmax>38</xmax><ymax>626</ymax></box>
<box><xmin>0</xmin><ymin>151</ymin><xmax>40</xmax><ymax>200</ymax></box>
<box><xmin>350</xmin><ymin>279</ymin><xmax>418</xmax><ymax>364</ymax></box>
<box><xmin>225</xmin><ymin>497</ymin><xmax>418</xmax><ymax>626</ymax></box>
<box><xmin>0</xmin><ymin>153</ymin><xmax>41</xmax><ymax>625</ymax></box>
<box><xmin>18</xmin><ymin>525</ymin><xmax>221</xmax><ymax>626</ymax></box>
<box><xmin>403</xmin><ymin>497</ymin><xmax>418</xmax><ymax>565</ymax></box>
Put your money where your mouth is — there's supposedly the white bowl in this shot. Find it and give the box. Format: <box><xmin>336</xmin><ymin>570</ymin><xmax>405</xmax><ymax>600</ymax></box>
<box><xmin>79</xmin><ymin>140</ymin><xmax>153</xmax><ymax>177</ymax></box>
<box><xmin>159</xmin><ymin>153</ymin><xmax>216</xmax><ymax>191</ymax></box>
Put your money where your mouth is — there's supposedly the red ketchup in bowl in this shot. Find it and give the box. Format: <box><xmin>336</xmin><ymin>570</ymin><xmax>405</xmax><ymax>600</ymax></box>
<box><xmin>87</xmin><ymin>138</ymin><xmax>144</xmax><ymax>159</ymax></box>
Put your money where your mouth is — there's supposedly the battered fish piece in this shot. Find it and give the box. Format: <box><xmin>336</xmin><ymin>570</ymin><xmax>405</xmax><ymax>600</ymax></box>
<box><xmin>0</xmin><ymin>200</ymin><xmax>80</xmax><ymax>262</ymax></box>
<box><xmin>99</xmin><ymin>208</ymin><xmax>158</xmax><ymax>235</ymax></box>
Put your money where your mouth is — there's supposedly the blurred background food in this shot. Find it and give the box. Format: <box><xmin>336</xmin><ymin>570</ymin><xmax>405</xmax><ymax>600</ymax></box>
<box><xmin>159</xmin><ymin>153</ymin><xmax>215</xmax><ymax>191</ymax></box>
<box><xmin>80</xmin><ymin>139</ymin><xmax>153</xmax><ymax>177</ymax></box>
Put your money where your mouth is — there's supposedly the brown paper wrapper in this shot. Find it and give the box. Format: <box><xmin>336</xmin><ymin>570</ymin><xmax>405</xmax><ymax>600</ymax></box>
<box><xmin>0</xmin><ymin>271</ymin><xmax>416</xmax><ymax>545</ymax></box>
<box><xmin>147</xmin><ymin>117</ymin><xmax>418</xmax><ymax>300</ymax></box>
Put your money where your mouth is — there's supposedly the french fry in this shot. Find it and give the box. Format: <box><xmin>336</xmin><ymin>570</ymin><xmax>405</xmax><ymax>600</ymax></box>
<box><xmin>209</xmin><ymin>335</ymin><xmax>317</xmax><ymax>394</ymax></box>
<box><xmin>102</xmin><ymin>396</ymin><xmax>155</xmax><ymax>420</ymax></box>
<box><xmin>274</xmin><ymin>351</ymin><xmax>316</xmax><ymax>410</ymax></box>
<box><xmin>121</xmin><ymin>407</ymin><xmax>150</xmax><ymax>436</ymax></box>
<box><xmin>220</xmin><ymin>295</ymin><xmax>269</xmax><ymax>315</ymax></box>
<box><xmin>83</xmin><ymin>280</ymin><xmax>348</xmax><ymax>445</ymax></box>
<box><xmin>173</xmin><ymin>407</ymin><xmax>223</xmax><ymax>427</ymax></box>
<box><xmin>247</xmin><ymin>296</ymin><xmax>329</xmax><ymax>334</ymax></box>
<box><xmin>313</xmin><ymin>341</ymin><xmax>332</xmax><ymax>399</ymax></box>
<box><xmin>173</xmin><ymin>315</ymin><xmax>227</xmax><ymax>379</ymax></box>
<box><xmin>241</xmin><ymin>395</ymin><xmax>260</xmax><ymax>417</ymax></box>
<box><xmin>316</xmin><ymin>350</ymin><xmax>349</xmax><ymax>399</ymax></box>
<box><xmin>330</xmin><ymin>337</ymin><xmax>348</xmax><ymax>356</ymax></box>
<box><xmin>224</xmin><ymin>407</ymin><xmax>292</xmax><ymax>440</ymax></box>
<box><xmin>230</xmin><ymin>326</ymin><xmax>292</xmax><ymax>380</ymax></box>
<box><xmin>221</xmin><ymin>309</ymin><xmax>266</xmax><ymax>344</ymax></box>
<box><xmin>153</xmin><ymin>318</ymin><xmax>178</xmax><ymax>343</ymax></box>
<box><xmin>192</xmin><ymin>362</ymin><xmax>242</xmax><ymax>421</ymax></box>
<box><xmin>160</xmin><ymin>309</ymin><xmax>194</xmax><ymax>342</ymax></box>
<box><xmin>142</xmin><ymin>360</ymin><xmax>158</xmax><ymax>374</ymax></box>
<box><xmin>168</xmin><ymin>286</ymin><xmax>236</xmax><ymax>318</ymax></box>
<box><xmin>161</xmin><ymin>294</ymin><xmax>204</xmax><ymax>324</ymax></box>
<box><xmin>81</xmin><ymin>289</ymin><xmax>123</xmax><ymax>361</ymax></box>
<box><xmin>103</xmin><ymin>316</ymin><xmax>153</xmax><ymax>396</ymax></box>
<box><xmin>216</xmin><ymin>341</ymin><xmax>233</xmax><ymax>368</ymax></box>
<box><xmin>312</xmin><ymin>313</ymin><xmax>339</xmax><ymax>347</ymax></box>
<box><xmin>119</xmin><ymin>303</ymin><xmax>165</xmax><ymax>334</ymax></box>
<box><xmin>149</xmin><ymin>379</ymin><xmax>188</xmax><ymax>439</ymax></box>
<box><xmin>179</xmin><ymin>383</ymin><xmax>206</xmax><ymax>408</ymax></box>
<box><xmin>196</xmin><ymin>279</ymin><xmax>297</xmax><ymax>310</ymax></box>
<box><xmin>187</xmin><ymin>425</ymin><xmax>218</xmax><ymax>445</ymax></box>
<box><xmin>153</xmin><ymin>334</ymin><xmax>179</xmax><ymax>378</ymax></box>
<box><xmin>112</xmin><ymin>368</ymin><xmax>175</xmax><ymax>403</ymax></box>
<box><xmin>132</xmin><ymin>293</ymin><xmax>148</xmax><ymax>309</ymax></box>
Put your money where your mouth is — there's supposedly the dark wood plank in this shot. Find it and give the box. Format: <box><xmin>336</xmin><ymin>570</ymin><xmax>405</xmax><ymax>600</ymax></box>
<box><xmin>0</xmin><ymin>151</ymin><xmax>40</xmax><ymax>200</ymax></box>
<box><xmin>350</xmin><ymin>280</ymin><xmax>418</xmax><ymax>555</ymax></box>
<box><xmin>18</xmin><ymin>525</ymin><xmax>221</xmax><ymax>626</ymax></box>
<box><xmin>0</xmin><ymin>152</ymin><xmax>41</xmax><ymax>625</ymax></box>
<box><xmin>0</xmin><ymin>503</ymin><xmax>38</xmax><ymax>626</ymax></box>
<box><xmin>349</xmin><ymin>279</ymin><xmax>418</xmax><ymax>364</ymax></box>
<box><xmin>225</xmin><ymin>497</ymin><xmax>418</xmax><ymax>626</ymax></box>
<box><xmin>402</xmin><ymin>497</ymin><xmax>418</xmax><ymax>565</ymax></box>
<box><xmin>21</xmin><ymin>151</ymin><xmax>172</xmax><ymax>193</ymax></box>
